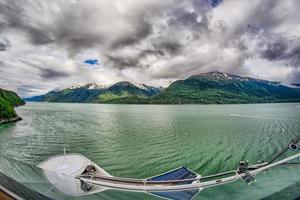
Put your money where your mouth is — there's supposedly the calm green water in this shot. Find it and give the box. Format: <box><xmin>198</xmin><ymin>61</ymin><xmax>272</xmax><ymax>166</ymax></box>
<box><xmin>0</xmin><ymin>102</ymin><xmax>300</xmax><ymax>199</ymax></box>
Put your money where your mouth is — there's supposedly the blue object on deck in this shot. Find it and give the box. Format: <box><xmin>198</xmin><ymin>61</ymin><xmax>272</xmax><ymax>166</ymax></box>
<box><xmin>151</xmin><ymin>189</ymin><xmax>199</xmax><ymax>200</ymax></box>
<box><xmin>147</xmin><ymin>167</ymin><xmax>198</xmax><ymax>182</ymax></box>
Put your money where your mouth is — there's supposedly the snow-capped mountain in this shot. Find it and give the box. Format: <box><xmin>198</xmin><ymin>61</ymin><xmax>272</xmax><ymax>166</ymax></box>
<box><xmin>68</xmin><ymin>83</ymin><xmax>111</xmax><ymax>90</ymax></box>
<box><xmin>26</xmin><ymin>81</ymin><xmax>162</xmax><ymax>103</ymax></box>
<box><xmin>25</xmin><ymin>71</ymin><xmax>300</xmax><ymax>104</ymax></box>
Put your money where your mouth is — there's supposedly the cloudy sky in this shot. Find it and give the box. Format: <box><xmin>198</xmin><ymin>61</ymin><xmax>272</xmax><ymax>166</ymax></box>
<box><xmin>0</xmin><ymin>0</ymin><xmax>300</xmax><ymax>97</ymax></box>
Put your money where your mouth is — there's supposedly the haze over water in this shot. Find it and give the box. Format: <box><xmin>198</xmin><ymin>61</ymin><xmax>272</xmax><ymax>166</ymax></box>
<box><xmin>0</xmin><ymin>102</ymin><xmax>300</xmax><ymax>199</ymax></box>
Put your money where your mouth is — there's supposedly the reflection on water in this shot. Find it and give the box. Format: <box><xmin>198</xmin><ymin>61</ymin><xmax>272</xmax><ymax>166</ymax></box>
<box><xmin>0</xmin><ymin>102</ymin><xmax>300</xmax><ymax>199</ymax></box>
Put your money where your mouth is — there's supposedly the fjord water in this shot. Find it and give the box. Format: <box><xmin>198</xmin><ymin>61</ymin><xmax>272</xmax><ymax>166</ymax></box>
<box><xmin>0</xmin><ymin>102</ymin><xmax>300</xmax><ymax>199</ymax></box>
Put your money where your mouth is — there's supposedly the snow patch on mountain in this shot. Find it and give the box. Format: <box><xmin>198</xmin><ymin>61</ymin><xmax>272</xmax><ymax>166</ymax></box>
<box><xmin>69</xmin><ymin>83</ymin><xmax>111</xmax><ymax>90</ymax></box>
<box><xmin>69</xmin><ymin>83</ymin><xmax>86</xmax><ymax>89</ymax></box>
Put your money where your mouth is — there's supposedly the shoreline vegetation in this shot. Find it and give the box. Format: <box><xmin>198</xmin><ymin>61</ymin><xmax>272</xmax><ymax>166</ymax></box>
<box><xmin>25</xmin><ymin>72</ymin><xmax>300</xmax><ymax>105</ymax></box>
<box><xmin>0</xmin><ymin>88</ymin><xmax>25</xmax><ymax>125</ymax></box>
<box><xmin>0</xmin><ymin>116</ymin><xmax>22</xmax><ymax>125</ymax></box>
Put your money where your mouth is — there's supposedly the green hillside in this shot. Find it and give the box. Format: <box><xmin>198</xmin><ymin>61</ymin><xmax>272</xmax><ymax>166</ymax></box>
<box><xmin>26</xmin><ymin>72</ymin><xmax>300</xmax><ymax>104</ymax></box>
<box><xmin>25</xmin><ymin>82</ymin><xmax>161</xmax><ymax>103</ymax></box>
<box><xmin>93</xmin><ymin>82</ymin><xmax>159</xmax><ymax>103</ymax></box>
<box><xmin>151</xmin><ymin>72</ymin><xmax>300</xmax><ymax>104</ymax></box>
<box><xmin>0</xmin><ymin>88</ymin><xmax>25</xmax><ymax>121</ymax></box>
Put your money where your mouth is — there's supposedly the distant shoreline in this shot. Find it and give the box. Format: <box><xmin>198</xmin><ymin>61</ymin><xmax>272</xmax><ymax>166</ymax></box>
<box><xmin>24</xmin><ymin>101</ymin><xmax>300</xmax><ymax>106</ymax></box>
<box><xmin>0</xmin><ymin>116</ymin><xmax>22</xmax><ymax>125</ymax></box>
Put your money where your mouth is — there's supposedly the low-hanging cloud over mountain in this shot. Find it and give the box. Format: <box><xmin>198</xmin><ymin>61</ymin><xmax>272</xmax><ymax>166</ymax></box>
<box><xmin>0</xmin><ymin>0</ymin><xmax>300</xmax><ymax>97</ymax></box>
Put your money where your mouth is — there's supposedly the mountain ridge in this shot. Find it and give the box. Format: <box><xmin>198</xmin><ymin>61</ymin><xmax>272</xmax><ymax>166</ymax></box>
<box><xmin>25</xmin><ymin>81</ymin><xmax>162</xmax><ymax>103</ymax></box>
<box><xmin>25</xmin><ymin>72</ymin><xmax>300</xmax><ymax>104</ymax></box>
<box><xmin>149</xmin><ymin>72</ymin><xmax>300</xmax><ymax>104</ymax></box>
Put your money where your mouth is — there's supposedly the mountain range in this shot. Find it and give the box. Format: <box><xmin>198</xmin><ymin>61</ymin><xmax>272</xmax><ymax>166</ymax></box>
<box><xmin>26</xmin><ymin>82</ymin><xmax>162</xmax><ymax>103</ymax></box>
<box><xmin>25</xmin><ymin>72</ymin><xmax>300</xmax><ymax>104</ymax></box>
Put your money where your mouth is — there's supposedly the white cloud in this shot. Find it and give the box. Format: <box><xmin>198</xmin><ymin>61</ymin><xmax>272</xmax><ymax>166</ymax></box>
<box><xmin>0</xmin><ymin>0</ymin><xmax>300</xmax><ymax>97</ymax></box>
<box><xmin>245</xmin><ymin>58</ymin><xmax>294</xmax><ymax>82</ymax></box>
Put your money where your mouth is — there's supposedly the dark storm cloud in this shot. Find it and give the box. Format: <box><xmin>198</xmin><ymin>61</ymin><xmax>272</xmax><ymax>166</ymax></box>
<box><xmin>100</xmin><ymin>0</ymin><xmax>300</xmax><ymax>81</ymax></box>
<box><xmin>0</xmin><ymin>1</ymin><xmax>55</xmax><ymax>45</ymax></box>
<box><xmin>192</xmin><ymin>0</ymin><xmax>210</xmax><ymax>8</ymax></box>
<box><xmin>40</xmin><ymin>68</ymin><xmax>69</xmax><ymax>79</ymax></box>
<box><xmin>107</xmin><ymin>55</ymin><xmax>140</xmax><ymax>69</ymax></box>
<box><xmin>110</xmin><ymin>20</ymin><xmax>153</xmax><ymax>49</ymax></box>
<box><xmin>0</xmin><ymin>0</ymin><xmax>175</xmax><ymax>55</ymax></box>
<box><xmin>19</xmin><ymin>59</ymin><xmax>69</xmax><ymax>79</ymax></box>
<box><xmin>108</xmin><ymin>48</ymin><xmax>166</xmax><ymax>69</ymax></box>
<box><xmin>0</xmin><ymin>36</ymin><xmax>11</xmax><ymax>51</ymax></box>
<box><xmin>140</xmin><ymin>49</ymin><xmax>165</xmax><ymax>57</ymax></box>
<box><xmin>168</xmin><ymin>11</ymin><xmax>199</xmax><ymax>27</ymax></box>
<box><xmin>0</xmin><ymin>0</ymin><xmax>209</xmax><ymax>71</ymax></box>
<box><xmin>260</xmin><ymin>37</ymin><xmax>300</xmax><ymax>67</ymax></box>
<box><xmin>0</xmin><ymin>61</ymin><xmax>3</xmax><ymax>72</ymax></box>
<box><xmin>17</xmin><ymin>84</ymin><xmax>48</xmax><ymax>92</ymax></box>
<box><xmin>28</xmin><ymin>28</ymin><xmax>55</xmax><ymax>45</ymax></box>
<box><xmin>107</xmin><ymin>40</ymin><xmax>182</xmax><ymax>69</ymax></box>
<box><xmin>289</xmin><ymin>47</ymin><xmax>300</xmax><ymax>67</ymax></box>
<box><xmin>288</xmin><ymin>68</ymin><xmax>300</xmax><ymax>84</ymax></box>
<box><xmin>167</xmin><ymin>0</ymin><xmax>211</xmax><ymax>33</ymax></box>
<box><xmin>154</xmin><ymin>41</ymin><xmax>183</xmax><ymax>55</ymax></box>
<box><xmin>262</xmin><ymin>40</ymin><xmax>288</xmax><ymax>60</ymax></box>
<box><xmin>0</xmin><ymin>1</ymin><xmax>93</xmax><ymax>50</ymax></box>
<box><xmin>0</xmin><ymin>0</ymin><xmax>107</xmax><ymax>54</ymax></box>
<box><xmin>0</xmin><ymin>1</ymin><xmax>23</xmax><ymax>29</ymax></box>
